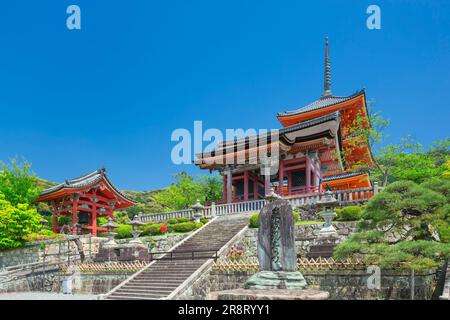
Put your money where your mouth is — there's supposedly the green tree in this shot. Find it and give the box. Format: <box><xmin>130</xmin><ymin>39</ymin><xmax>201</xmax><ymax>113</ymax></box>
<box><xmin>0</xmin><ymin>192</ymin><xmax>42</xmax><ymax>250</ymax></box>
<box><xmin>372</xmin><ymin>136</ymin><xmax>448</xmax><ymax>186</ymax></box>
<box><xmin>334</xmin><ymin>181</ymin><xmax>450</xmax><ymax>269</ymax></box>
<box><xmin>0</xmin><ymin>159</ymin><xmax>40</xmax><ymax>206</ymax></box>
<box><xmin>153</xmin><ymin>172</ymin><xmax>223</xmax><ymax>211</ymax></box>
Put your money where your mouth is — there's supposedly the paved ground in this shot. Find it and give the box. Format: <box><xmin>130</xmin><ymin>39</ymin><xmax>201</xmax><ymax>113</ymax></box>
<box><xmin>0</xmin><ymin>292</ymin><xmax>98</xmax><ymax>300</ymax></box>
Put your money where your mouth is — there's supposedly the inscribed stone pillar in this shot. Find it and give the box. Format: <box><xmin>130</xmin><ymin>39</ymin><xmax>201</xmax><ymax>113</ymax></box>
<box><xmin>257</xmin><ymin>199</ymin><xmax>296</xmax><ymax>272</ymax></box>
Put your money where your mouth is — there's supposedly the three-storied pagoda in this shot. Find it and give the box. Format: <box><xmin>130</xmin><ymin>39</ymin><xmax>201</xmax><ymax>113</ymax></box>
<box><xmin>34</xmin><ymin>168</ymin><xmax>135</xmax><ymax>236</ymax></box>
<box><xmin>195</xmin><ymin>37</ymin><xmax>375</xmax><ymax>203</ymax></box>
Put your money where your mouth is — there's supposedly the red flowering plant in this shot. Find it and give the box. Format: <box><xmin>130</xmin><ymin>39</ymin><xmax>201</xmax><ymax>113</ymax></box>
<box><xmin>224</xmin><ymin>244</ymin><xmax>244</xmax><ymax>261</ymax></box>
<box><xmin>159</xmin><ymin>224</ymin><xmax>168</xmax><ymax>234</ymax></box>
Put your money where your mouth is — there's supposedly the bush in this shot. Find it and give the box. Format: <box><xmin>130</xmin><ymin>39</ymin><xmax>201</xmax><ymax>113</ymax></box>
<box><xmin>97</xmin><ymin>217</ymin><xmax>108</xmax><ymax>226</ymax></box>
<box><xmin>0</xmin><ymin>193</ymin><xmax>42</xmax><ymax>250</ymax></box>
<box><xmin>337</xmin><ymin>206</ymin><xmax>363</xmax><ymax>221</ymax></box>
<box><xmin>115</xmin><ymin>224</ymin><xmax>132</xmax><ymax>239</ymax></box>
<box><xmin>177</xmin><ymin>217</ymin><xmax>189</xmax><ymax>223</ymax></box>
<box><xmin>293</xmin><ymin>211</ymin><xmax>299</xmax><ymax>223</ymax></box>
<box><xmin>172</xmin><ymin>222</ymin><xmax>202</xmax><ymax>233</ymax></box>
<box><xmin>58</xmin><ymin>216</ymin><xmax>72</xmax><ymax>227</ymax></box>
<box><xmin>421</xmin><ymin>177</ymin><xmax>450</xmax><ymax>201</ymax></box>
<box><xmin>23</xmin><ymin>231</ymin><xmax>64</xmax><ymax>242</ymax></box>
<box><xmin>200</xmin><ymin>218</ymin><xmax>209</xmax><ymax>224</ymax></box>
<box><xmin>249</xmin><ymin>213</ymin><xmax>259</xmax><ymax>228</ymax></box>
<box><xmin>141</xmin><ymin>223</ymin><xmax>165</xmax><ymax>236</ymax></box>
<box><xmin>167</xmin><ymin>218</ymin><xmax>177</xmax><ymax>225</ymax></box>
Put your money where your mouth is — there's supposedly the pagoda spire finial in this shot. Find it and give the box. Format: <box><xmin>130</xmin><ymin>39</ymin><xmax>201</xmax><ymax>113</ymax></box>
<box><xmin>322</xmin><ymin>35</ymin><xmax>332</xmax><ymax>97</ymax></box>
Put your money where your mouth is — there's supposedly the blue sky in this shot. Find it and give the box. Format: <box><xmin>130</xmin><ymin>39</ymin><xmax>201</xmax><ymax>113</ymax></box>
<box><xmin>0</xmin><ymin>1</ymin><xmax>449</xmax><ymax>191</ymax></box>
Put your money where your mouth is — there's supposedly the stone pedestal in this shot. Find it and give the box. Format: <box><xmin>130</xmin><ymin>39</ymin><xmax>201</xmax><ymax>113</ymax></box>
<box><xmin>210</xmin><ymin>288</ymin><xmax>329</xmax><ymax>300</ymax></box>
<box><xmin>245</xmin><ymin>271</ymin><xmax>307</xmax><ymax>290</ymax></box>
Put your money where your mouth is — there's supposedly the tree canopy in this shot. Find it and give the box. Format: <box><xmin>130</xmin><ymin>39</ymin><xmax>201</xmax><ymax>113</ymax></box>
<box><xmin>152</xmin><ymin>172</ymin><xmax>222</xmax><ymax>211</ymax></box>
<box><xmin>334</xmin><ymin>179</ymin><xmax>450</xmax><ymax>269</ymax></box>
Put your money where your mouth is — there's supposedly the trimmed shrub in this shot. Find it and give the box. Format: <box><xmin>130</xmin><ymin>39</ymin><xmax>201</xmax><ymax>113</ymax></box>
<box><xmin>23</xmin><ymin>231</ymin><xmax>64</xmax><ymax>242</ymax></box>
<box><xmin>177</xmin><ymin>217</ymin><xmax>189</xmax><ymax>223</ymax></box>
<box><xmin>200</xmin><ymin>218</ymin><xmax>209</xmax><ymax>224</ymax></box>
<box><xmin>173</xmin><ymin>222</ymin><xmax>202</xmax><ymax>233</ymax></box>
<box><xmin>141</xmin><ymin>223</ymin><xmax>165</xmax><ymax>236</ymax></box>
<box><xmin>249</xmin><ymin>213</ymin><xmax>259</xmax><ymax>228</ymax></box>
<box><xmin>116</xmin><ymin>224</ymin><xmax>132</xmax><ymax>239</ymax></box>
<box><xmin>293</xmin><ymin>211</ymin><xmax>299</xmax><ymax>222</ymax></box>
<box><xmin>167</xmin><ymin>218</ymin><xmax>177</xmax><ymax>225</ymax></box>
<box><xmin>337</xmin><ymin>206</ymin><xmax>362</xmax><ymax>221</ymax></box>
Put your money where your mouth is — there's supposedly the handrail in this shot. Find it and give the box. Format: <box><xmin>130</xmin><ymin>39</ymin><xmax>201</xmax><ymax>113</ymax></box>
<box><xmin>149</xmin><ymin>249</ymin><xmax>219</xmax><ymax>262</ymax></box>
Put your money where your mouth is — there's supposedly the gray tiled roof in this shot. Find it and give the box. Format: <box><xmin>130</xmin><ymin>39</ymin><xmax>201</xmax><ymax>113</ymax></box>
<box><xmin>322</xmin><ymin>170</ymin><xmax>367</xmax><ymax>182</ymax></box>
<box><xmin>278</xmin><ymin>89</ymin><xmax>364</xmax><ymax>117</ymax></box>
<box><xmin>280</xmin><ymin>112</ymin><xmax>340</xmax><ymax>135</ymax></box>
<box><xmin>38</xmin><ymin>168</ymin><xmax>135</xmax><ymax>203</ymax></box>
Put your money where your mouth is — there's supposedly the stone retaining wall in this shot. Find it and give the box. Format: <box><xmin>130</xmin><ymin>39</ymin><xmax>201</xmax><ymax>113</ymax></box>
<box><xmin>0</xmin><ymin>233</ymin><xmax>190</xmax><ymax>271</ymax></box>
<box><xmin>181</xmin><ymin>269</ymin><xmax>436</xmax><ymax>300</ymax></box>
<box><xmin>0</xmin><ymin>271</ymin><xmax>132</xmax><ymax>295</ymax></box>
<box><xmin>228</xmin><ymin>222</ymin><xmax>358</xmax><ymax>259</ymax></box>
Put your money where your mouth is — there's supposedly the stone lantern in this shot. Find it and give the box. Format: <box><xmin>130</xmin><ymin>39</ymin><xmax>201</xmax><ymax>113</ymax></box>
<box><xmin>127</xmin><ymin>214</ymin><xmax>145</xmax><ymax>247</ymax></box>
<box><xmin>191</xmin><ymin>199</ymin><xmax>204</xmax><ymax>223</ymax></box>
<box><xmin>101</xmin><ymin>217</ymin><xmax>119</xmax><ymax>248</ymax></box>
<box><xmin>316</xmin><ymin>190</ymin><xmax>338</xmax><ymax>238</ymax></box>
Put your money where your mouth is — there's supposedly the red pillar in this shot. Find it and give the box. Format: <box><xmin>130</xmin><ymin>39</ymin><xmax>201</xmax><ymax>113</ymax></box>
<box><xmin>243</xmin><ymin>171</ymin><xmax>249</xmax><ymax>201</ymax></box>
<box><xmin>226</xmin><ymin>169</ymin><xmax>232</xmax><ymax>203</ymax></box>
<box><xmin>91</xmin><ymin>205</ymin><xmax>97</xmax><ymax>236</ymax></box>
<box><xmin>52</xmin><ymin>201</ymin><xmax>58</xmax><ymax>233</ymax></box>
<box><xmin>287</xmin><ymin>171</ymin><xmax>292</xmax><ymax>196</ymax></box>
<box><xmin>222</xmin><ymin>174</ymin><xmax>227</xmax><ymax>202</ymax></box>
<box><xmin>71</xmin><ymin>199</ymin><xmax>78</xmax><ymax>235</ymax></box>
<box><xmin>306</xmin><ymin>157</ymin><xmax>311</xmax><ymax>193</ymax></box>
<box><xmin>278</xmin><ymin>160</ymin><xmax>284</xmax><ymax>196</ymax></box>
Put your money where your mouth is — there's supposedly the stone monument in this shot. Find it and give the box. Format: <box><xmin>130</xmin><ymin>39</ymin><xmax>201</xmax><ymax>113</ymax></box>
<box><xmin>210</xmin><ymin>189</ymin><xmax>329</xmax><ymax>300</ymax></box>
<box><xmin>245</xmin><ymin>190</ymin><xmax>307</xmax><ymax>289</ymax></box>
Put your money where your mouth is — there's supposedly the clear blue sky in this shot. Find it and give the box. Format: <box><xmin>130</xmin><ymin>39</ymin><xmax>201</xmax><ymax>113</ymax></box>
<box><xmin>0</xmin><ymin>1</ymin><xmax>449</xmax><ymax>191</ymax></box>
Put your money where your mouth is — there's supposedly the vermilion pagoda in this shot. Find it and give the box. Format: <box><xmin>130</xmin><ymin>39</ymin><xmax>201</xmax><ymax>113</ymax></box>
<box><xmin>34</xmin><ymin>168</ymin><xmax>135</xmax><ymax>236</ymax></box>
<box><xmin>195</xmin><ymin>37</ymin><xmax>375</xmax><ymax>203</ymax></box>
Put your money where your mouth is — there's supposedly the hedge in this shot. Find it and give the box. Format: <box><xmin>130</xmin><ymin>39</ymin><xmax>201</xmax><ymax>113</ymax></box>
<box><xmin>116</xmin><ymin>224</ymin><xmax>133</xmax><ymax>239</ymax></box>
<box><xmin>172</xmin><ymin>222</ymin><xmax>203</xmax><ymax>233</ymax></box>
<box><xmin>336</xmin><ymin>206</ymin><xmax>363</xmax><ymax>221</ymax></box>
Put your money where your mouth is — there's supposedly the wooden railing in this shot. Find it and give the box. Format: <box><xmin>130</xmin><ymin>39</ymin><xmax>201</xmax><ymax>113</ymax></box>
<box><xmin>137</xmin><ymin>186</ymin><xmax>376</xmax><ymax>223</ymax></box>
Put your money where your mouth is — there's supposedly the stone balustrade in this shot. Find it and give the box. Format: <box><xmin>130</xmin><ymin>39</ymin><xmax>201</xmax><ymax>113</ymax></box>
<box><xmin>137</xmin><ymin>187</ymin><xmax>375</xmax><ymax>223</ymax></box>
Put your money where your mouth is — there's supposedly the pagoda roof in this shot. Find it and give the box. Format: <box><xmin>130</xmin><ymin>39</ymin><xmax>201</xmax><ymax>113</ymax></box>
<box><xmin>322</xmin><ymin>170</ymin><xmax>367</xmax><ymax>182</ymax></box>
<box><xmin>277</xmin><ymin>89</ymin><xmax>365</xmax><ymax>118</ymax></box>
<box><xmin>280</xmin><ymin>112</ymin><xmax>339</xmax><ymax>135</ymax></box>
<box><xmin>35</xmin><ymin>168</ymin><xmax>135</xmax><ymax>206</ymax></box>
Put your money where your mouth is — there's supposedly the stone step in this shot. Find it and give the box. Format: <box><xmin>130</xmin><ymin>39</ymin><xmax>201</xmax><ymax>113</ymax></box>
<box><xmin>111</xmin><ymin>291</ymin><xmax>168</xmax><ymax>298</ymax></box>
<box><xmin>124</xmin><ymin>284</ymin><xmax>180</xmax><ymax>290</ymax></box>
<box><xmin>105</xmin><ymin>216</ymin><xmax>249</xmax><ymax>300</ymax></box>
<box><xmin>145</xmin><ymin>265</ymin><xmax>204</xmax><ymax>270</ymax></box>
<box><xmin>140</xmin><ymin>270</ymin><xmax>198</xmax><ymax>275</ymax></box>
<box><xmin>115</xmin><ymin>288</ymin><xmax>174</xmax><ymax>295</ymax></box>
<box><xmin>128</xmin><ymin>282</ymin><xmax>182</xmax><ymax>288</ymax></box>
<box><xmin>107</xmin><ymin>294</ymin><xmax>163</xmax><ymax>300</ymax></box>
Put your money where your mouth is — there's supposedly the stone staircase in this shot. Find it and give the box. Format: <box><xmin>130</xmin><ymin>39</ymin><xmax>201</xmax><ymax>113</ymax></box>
<box><xmin>104</xmin><ymin>215</ymin><xmax>249</xmax><ymax>300</ymax></box>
